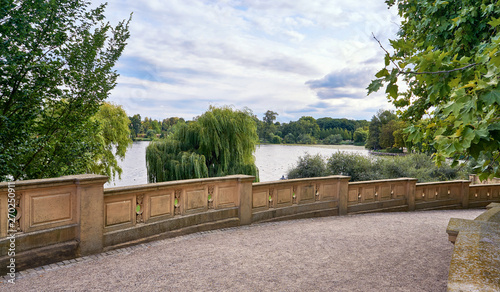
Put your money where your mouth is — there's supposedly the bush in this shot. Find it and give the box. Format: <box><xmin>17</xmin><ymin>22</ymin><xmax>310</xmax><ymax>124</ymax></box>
<box><xmin>146</xmin><ymin>129</ymin><xmax>157</xmax><ymax>139</ymax></box>
<box><xmin>270</xmin><ymin>134</ymin><xmax>282</xmax><ymax>144</ymax></box>
<box><xmin>297</xmin><ymin>134</ymin><xmax>315</xmax><ymax>144</ymax></box>
<box><xmin>327</xmin><ymin>152</ymin><xmax>380</xmax><ymax>181</ymax></box>
<box><xmin>287</xmin><ymin>153</ymin><xmax>327</xmax><ymax>179</ymax></box>
<box><xmin>287</xmin><ymin>152</ymin><xmax>470</xmax><ymax>182</ymax></box>
<box><xmin>323</xmin><ymin>134</ymin><xmax>343</xmax><ymax>145</ymax></box>
<box><xmin>283</xmin><ymin>133</ymin><xmax>295</xmax><ymax>144</ymax></box>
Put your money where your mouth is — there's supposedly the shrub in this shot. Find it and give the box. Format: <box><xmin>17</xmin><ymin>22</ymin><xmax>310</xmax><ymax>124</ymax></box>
<box><xmin>283</xmin><ymin>133</ymin><xmax>295</xmax><ymax>144</ymax></box>
<box><xmin>270</xmin><ymin>134</ymin><xmax>282</xmax><ymax>144</ymax></box>
<box><xmin>327</xmin><ymin>152</ymin><xmax>380</xmax><ymax>181</ymax></box>
<box><xmin>323</xmin><ymin>134</ymin><xmax>343</xmax><ymax>145</ymax></box>
<box><xmin>287</xmin><ymin>151</ymin><xmax>470</xmax><ymax>182</ymax></box>
<box><xmin>297</xmin><ymin>134</ymin><xmax>315</xmax><ymax>144</ymax></box>
<box><xmin>287</xmin><ymin>153</ymin><xmax>327</xmax><ymax>179</ymax></box>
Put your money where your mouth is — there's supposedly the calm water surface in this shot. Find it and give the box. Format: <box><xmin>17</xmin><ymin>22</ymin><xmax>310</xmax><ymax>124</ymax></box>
<box><xmin>105</xmin><ymin>142</ymin><xmax>368</xmax><ymax>187</ymax></box>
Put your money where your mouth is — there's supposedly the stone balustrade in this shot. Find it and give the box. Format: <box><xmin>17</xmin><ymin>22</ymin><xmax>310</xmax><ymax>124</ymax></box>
<box><xmin>1</xmin><ymin>174</ymin><xmax>500</xmax><ymax>275</ymax></box>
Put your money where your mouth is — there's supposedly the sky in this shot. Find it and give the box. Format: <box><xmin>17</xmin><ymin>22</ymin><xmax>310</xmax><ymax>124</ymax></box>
<box><xmin>92</xmin><ymin>0</ymin><xmax>401</xmax><ymax>123</ymax></box>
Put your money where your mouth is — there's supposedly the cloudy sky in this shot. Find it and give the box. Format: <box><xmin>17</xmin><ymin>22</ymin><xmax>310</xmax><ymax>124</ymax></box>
<box><xmin>93</xmin><ymin>0</ymin><xmax>401</xmax><ymax>122</ymax></box>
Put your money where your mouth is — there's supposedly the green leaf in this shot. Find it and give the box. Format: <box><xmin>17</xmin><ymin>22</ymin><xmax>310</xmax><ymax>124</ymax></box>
<box><xmin>385</xmin><ymin>54</ymin><xmax>390</xmax><ymax>66</ymax></box>
<box><xmin>488</xmin><ymin>122</ymin><xmax>500</xmax><ymax>131</ymax></box>
<box><xmin>375</xmin><ymin>68</ymin><xmax>390</xmax><ymax>78</ymax></box>
<box><xmin>367</xmin><ymin>79</ymin><xmax>384</xmax><ymax>95</ymax></box>
<box><xmin>386</xmin><ymin>83</ymin><xmax>398</xmax><ymax>99</ymax></box>
<box><xmin>488</xmin><ymin>17</ymin><xmax>500</xmax><ymax>28</ymax></box>
<box><xmin>481</xmin><ymin>88</ymin><xmax>500</xmax><ymax>106</ymax></box>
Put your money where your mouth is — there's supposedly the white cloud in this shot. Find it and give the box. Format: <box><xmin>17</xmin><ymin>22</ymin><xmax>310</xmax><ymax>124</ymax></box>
<box><xmin>93</xmin><ymin>0</ymin><xmax>400</xmax><ymax>121</ymax></box>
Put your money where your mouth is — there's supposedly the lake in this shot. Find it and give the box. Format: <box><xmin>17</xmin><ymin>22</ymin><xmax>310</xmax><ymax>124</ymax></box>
<box><xmin>105</xmin><ymin>142</ymin><xmax>369</xmax><ymax>187</ymax></box>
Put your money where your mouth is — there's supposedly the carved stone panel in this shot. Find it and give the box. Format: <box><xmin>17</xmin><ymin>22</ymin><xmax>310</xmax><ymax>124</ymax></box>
<box><xmin>437</xmin><ymin>186</ymin><xmax>448</xmax><ymax>199</ymax></box>
<box><xmin>106</xmin><ymin>200</ymin><xmax>133</xmax><ymax>226</ymax></box>
<box><xmin>218</xmin><ymin>186</ymin><xmax>236</xmax><ymax>208</ymax></box>
<box><xmin>277</xmin><ymin>188</ymin><xmax>291</xmax><ymax>205</ymax></box>
<box><xmin>253</xmin><ymin>191</ymin><xmax>268</xmax><ymax>209</ymax></box>
<box><xmin>185</xmin><ymin>189</ymin><xmax>206</xmax><ymax>213</ymax></box>
<box><xmin>448</xmin><ymin>186</ymin><xmax>460</xmax><ymax>199</ymax></box>
<box><xmin>492</xmin><ymin>188</ymin><xmax>499</xmax><ymax>199</ymax></box>
<box><xmin>150</xmin><ymin>192</ymin><xmax>172</xmax><ymax>218</ymax></box>
<box><xmin>348</xmin><ymin>188</ymin><xmax>358</xmax><ymax>204</ymax></box>
<box><xmin>23</xmin><ymin>186</ymin><xmax>77</xmax><ymax>232</ymax></box>
<box><xmin>300</xmin><ymin>185</ymin><xmax>315</xmax><ymax>202</ymax></box>
<box><xmin>31</xmin><ymin>193</ymin><xmax>72</xmax><ymax>226</ymax></box>
<box><xmin>379</xmin><ymin>185</ymin><xmax>391</xmax><ymax>200</ymax></box>
<box><xmin>363</xmin><ymin>187</ymin><xmax>376</xmax><ymax>202</ymax></box>
<box><xmin>415</xmin><ymin>188</ymin><xmax>425</xmax><ymax>201</ymax></box>
<box><xmin>393</xmin><ymin>185</ymin><xmax>405</xmax><ymax>198</ymax></box>
<box><xmin>322</xmin><ymin>183</ymin><xmax>337</xmax><ymax>200</ymax></box>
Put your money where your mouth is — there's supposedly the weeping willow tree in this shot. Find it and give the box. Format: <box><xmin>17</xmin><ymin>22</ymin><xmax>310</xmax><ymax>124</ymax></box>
<box><xmin>146</xmin><ymin>106</ymin><xmax>259</xmax><ymax>182</ymax></box>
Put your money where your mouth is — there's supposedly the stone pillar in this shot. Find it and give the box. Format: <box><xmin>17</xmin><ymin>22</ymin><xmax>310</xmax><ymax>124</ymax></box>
<box><xmin>0</xmin><ymin>189</ymin><xmax>7</xmax><ymax>238</ymax></box>
<box><xmin>75</xmin><ymin>174</ymin><xmax>108</xmax><ymax>256</ymax></box>
<box><xmin>237</xmin><ymin>175</ymin><xmax>256</xmax><ymax>225</ymax></box>
<box><xmin>406</xmin><ymin>178</ymin><xmax>417</xmax><ymax>211</ymax></box>
<box><xmin>337</xmin><ymin>176</ymin><xmax>350</xmax><ymax>216</ymax></box>
<box><xmin>461</xmin><ymin>180</ymin><xmax>470</xmax><ymax>209</ymax></box>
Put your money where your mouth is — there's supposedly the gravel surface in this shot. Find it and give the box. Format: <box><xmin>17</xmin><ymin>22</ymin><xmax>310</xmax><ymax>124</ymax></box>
<box><xmin>1</xmin><ymin>209</ymin><xmax>483</xmax><ymax>292</ymax></box>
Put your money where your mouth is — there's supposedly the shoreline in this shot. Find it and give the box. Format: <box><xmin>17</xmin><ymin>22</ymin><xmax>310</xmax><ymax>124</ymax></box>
<box><xmin>257</xmin><ymin>143</ymin><xmax>366</xmax><ymax>151</ymax></box>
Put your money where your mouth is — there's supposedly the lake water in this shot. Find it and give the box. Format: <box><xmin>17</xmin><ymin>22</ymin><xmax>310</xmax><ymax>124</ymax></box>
<box><xmin>105</xmin><ymin>142</ymin><xmax>369</xmax><ymax>187</ymax></box>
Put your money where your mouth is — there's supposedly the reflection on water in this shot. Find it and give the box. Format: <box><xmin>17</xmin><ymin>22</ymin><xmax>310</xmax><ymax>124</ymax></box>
<box><xmin>254</xmin><ymin>144</ymin><xmax>368</xmax><ymax>182</ymax></box>
<box><xmin>105</xmin><ymin>142</ymin><xmax>369</xmax><ymax>187</ymax></box>
<box><xmin>105</xmin><ymin>141</ymin><xmax>150</xmax><ymax>188</ymax></box>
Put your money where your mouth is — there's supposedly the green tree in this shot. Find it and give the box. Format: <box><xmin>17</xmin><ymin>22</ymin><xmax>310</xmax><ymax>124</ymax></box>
<box><xmin>379</xmin><ymin>120</ymin><xmax>398</xmax><ymax>149</ymax></box>
<box><xmin>0</xmin><ymin>0</ymin><xmax>131</xmax><ymax>181</ymax></box>
<box><xmin>393</xmin><ymin>121</ymin><xmax>409</xmax><ymax>149</ymax></box>
<box><xmin>262</xmin><ymin>110</ymin><xmax>278</xmax><ymax>142</ymax></box>
<box><xmin>369</xmin><ymin>0</ymin><xmax>500</xmax><ymax>179</ymax></box>
<box><xmin>365</xmin><ymin>110</ymin><xmax>397</xmax><ymax>150</ymax></box>
<box><xmin>129</xmin><ymin>114</ymin><xmax>142</xmax><ymax>137</ymax></box>
<box><xmin>283</xmin><ymin>133</ymin><xmax>295</xmax><ymax>144</ymax></box>
<box><xmin>353</xmin><ymin>128</ymin><xmax>369</xmax><ymax>144</ymax></box>
<box><xmin>146</xmin><ymin>106</ymin><xmax>259</xmax><ymax>182</ymax></box>
<box><xmin>89</xmin><ymin>103</ymin><xmax>132</xmax><ymax>180</ymax></box>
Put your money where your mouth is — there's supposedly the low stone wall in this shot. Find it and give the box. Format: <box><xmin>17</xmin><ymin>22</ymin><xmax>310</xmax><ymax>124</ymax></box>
<box><xmin>251</xmin><ymin>176</ymin><xmax>349</xmax><ymax>223</ymax></box>
<box><xmin>1</xmin><ymin>174</ymin><xmax>500</xmax><ymax>275</ymax></box>
<box><xmin>0</xmin><ymin>175</ymin><xmax>107</xmax><ymax>274</ymax></box>
<box><xmin>446</xmin><ymin>203</ymin><xmax>500</xmax><ymax>291</ymax></box>
<box><xmin>102</xmin><ymin>175</ymin><xmax>254</xmax><ymax>249</ymax></box>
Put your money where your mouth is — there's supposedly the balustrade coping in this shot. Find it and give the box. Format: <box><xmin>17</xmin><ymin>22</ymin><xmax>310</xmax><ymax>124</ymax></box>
<box><xmin>0</xmin><ymin>174</ymin><xmax>109</xmax><ymax>191</ymax></box>
<box><xmin>415</xmin><ymin>180</ymin><xmax>470</xmax><ymax>187</ymax></box>
<box><xmin>104</xmin><ymin>174</ymin><xmax>255</xmax><ymax>195</ymax></box>
<box><xmin>348</xmin><ymin>177</ymin><xmax>418</xmax><ymax>186</ymax></box>
<box><xmin>252</xmin><ymin>175</ymin><xmax>350</xmax><ymax>187</ymax></box>
<box><xmin>469</xmin><ymin>183</ymin><xmax>500</xmax><ymax>188</ymax></box>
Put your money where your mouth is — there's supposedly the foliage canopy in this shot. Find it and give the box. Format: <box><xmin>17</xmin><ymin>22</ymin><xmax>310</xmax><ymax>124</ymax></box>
<box><xmin>146</xmin><ymin>106</ymin><xmax>259</xmax><ymax>182</ymax></box>
<box><xmin>0</xmin><ymin>0</ymin><xmax>131</xmax><ymax>181</ymax></box>
<box><xmin>369</xmin><ymin>0</ymin><xmax>500</xmax><ymax>180</ymax></box>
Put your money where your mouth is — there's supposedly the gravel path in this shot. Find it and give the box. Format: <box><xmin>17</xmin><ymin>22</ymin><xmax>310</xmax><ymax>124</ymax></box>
<box><xmin>1</xmin><ymin>209</ymin><xmax>483</xmax><ymax>291</ymax></box>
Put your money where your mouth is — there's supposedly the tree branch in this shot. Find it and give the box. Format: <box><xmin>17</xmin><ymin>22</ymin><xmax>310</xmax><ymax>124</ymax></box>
<box><xmin>371</xmin><ymin>33</ymin><xmax>477</xmax><ymax>76</ymax></box>
<box><xmin>400</xmin><ymin>63</ymin><xmax>477</xmax><ymax>75</ymax></box>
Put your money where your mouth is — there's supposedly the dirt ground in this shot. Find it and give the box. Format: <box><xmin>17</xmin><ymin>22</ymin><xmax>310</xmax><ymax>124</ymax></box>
<box><xmin>1</xmin><ymin>209</ymin><xmax>483</xmax><ymax>292</ymax></box>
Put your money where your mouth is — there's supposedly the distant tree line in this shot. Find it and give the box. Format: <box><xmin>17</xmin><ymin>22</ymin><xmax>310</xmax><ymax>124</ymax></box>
<box><xmin>128</xmin><ymin>114</ymin><xmax>186</xmax><ymax>140</ymax></box>
<box><xmin>253</xmin><ymin>110</ymin><xmax>370</xmax><ymax>146</ymax></box>
<box><xmin>127</xmin><ymin>109</ymin><xmax>414</xmax><ymax>152</ymax></box>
